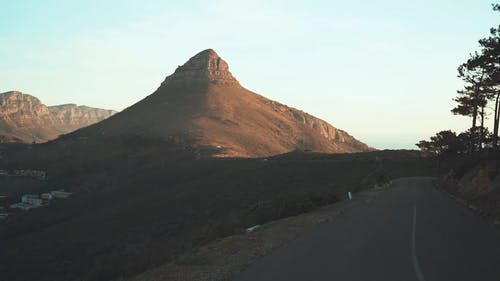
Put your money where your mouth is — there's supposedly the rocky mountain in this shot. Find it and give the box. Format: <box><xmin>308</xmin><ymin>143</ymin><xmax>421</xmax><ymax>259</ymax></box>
<box><xmin>0</xmin><ymin>91</ymin><xmax>117</xmax><ymax>143</ymax></box>
<box><xmin>69</xmin><ymin>49</ymin><xmax>371</xmax><ymax>157</ymax></box>
<box><xmin>49</xmin><ymin>103</ymin><xmax>117</xmax><ymax>130</ymax></box>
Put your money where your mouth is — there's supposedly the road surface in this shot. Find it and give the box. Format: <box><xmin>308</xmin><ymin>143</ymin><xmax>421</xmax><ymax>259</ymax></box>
<box><xmin>234</xmin><ymin>177</ymin><xmax>500</xmax><ymax>281</ymax></box>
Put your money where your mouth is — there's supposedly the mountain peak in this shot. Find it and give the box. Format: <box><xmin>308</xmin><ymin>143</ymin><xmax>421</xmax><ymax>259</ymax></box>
<box><xmin>1</xmin><ymin>90</ymin><xmax>42</xmax><ymax>105</ymax></box>
<box><xmin>161</xmin><ymin>49</ymin><xmax>239</xmax><ymax>86</ymax></box>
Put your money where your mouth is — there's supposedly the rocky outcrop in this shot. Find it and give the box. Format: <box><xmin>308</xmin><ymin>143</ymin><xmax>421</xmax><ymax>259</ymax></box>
<box><xmin>457</xmin><ymin>162</ymin><xmax>500</xmax><ymax>197</ymax></box>
<box><xmin>0</xmin><ymin>91</ymin><xmax>116</xmax><ymax>143</ymax></box>
<box><xmin>161</xmin><ymin>49</ymin><xmax>239</xmax><ymax>86</ymax></box>
<box><xmin>0</xmin><ymin>91</ymin><xmax>53</xmax><ymax>123</ymax></box>
<box><xmin>262</xmin><ymin>99</ymin><xmax>370</xmax><ymax>152</ymax></box>
<box><xmin>442</xmin><ymin>157</ymin><xmax>500</xmax><ymax>222</ymax></box>
<box><xmin>49</xmin><ymin>104</ymin><xmax>116</xmax><ymax>130</ymax></box>
<box><xmin>287</xmin><ymin>105</ymin><xmax>369</xmax><ymax>151</ymax></box>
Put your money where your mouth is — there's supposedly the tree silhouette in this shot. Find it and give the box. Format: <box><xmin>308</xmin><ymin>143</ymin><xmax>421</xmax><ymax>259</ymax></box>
<box><xmin>416</xmin><ymin>130</ymin><xmax>465</xmax><ymax>155</ymax></box>
<box><xmin>475</xmin><ymin>4</ymin><xmax>500</xmax><ymax>147</ymax></box>
<box><xmin>452</xmin><ymin>54</ymin><xmax>491</xmax><ymax>149</ymax></box>
<box><xmin>419</xmin><ymin>3</ymin><xmax>500</xmax><ymax>153</ymax></box>
<box><xmin>451</xmin><ymin>4</ymin><xmax>500</xmax><ymax>149</ymax></box>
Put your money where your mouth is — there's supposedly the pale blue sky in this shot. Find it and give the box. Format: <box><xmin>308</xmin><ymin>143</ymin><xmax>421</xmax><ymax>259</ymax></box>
<box><xmin>1</xmin><ymin>0</ymin><xmax>498</xmax><ymax>149</ymax></box>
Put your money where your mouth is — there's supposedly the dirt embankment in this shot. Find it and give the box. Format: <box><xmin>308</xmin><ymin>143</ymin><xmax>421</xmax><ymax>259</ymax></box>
<box><xmin>440</xmin><ymin>157</ymin><xmax>500</xmax><ymax>224</ymax></box>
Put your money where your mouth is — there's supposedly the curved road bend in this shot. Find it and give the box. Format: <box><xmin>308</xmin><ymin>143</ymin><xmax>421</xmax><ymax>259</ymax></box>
<box><xmin>234</xmin><ymin>177</ymin><xmax>500</xmax><ymax>281</ymax></box>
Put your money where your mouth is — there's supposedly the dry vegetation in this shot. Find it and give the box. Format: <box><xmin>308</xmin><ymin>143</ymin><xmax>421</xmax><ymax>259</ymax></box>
<box><xmin>0</xmin><ymin>142</ymin><xmax>436</xmax><ymax>281</ymax></box>
<box><xmin>439</xmin><ymin>150</ymin><xmax>500</xmax><ymax>223</ymax></box>
<box><xmin>120</xmin><ymin>185</ymin><xmax>395</xmax><ymax>281</ymax></box>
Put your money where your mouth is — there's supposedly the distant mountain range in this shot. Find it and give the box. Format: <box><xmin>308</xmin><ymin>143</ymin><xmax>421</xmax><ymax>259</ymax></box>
<box><xmin>0</xmin><ymin>91</ymin><xmax>117</xmax><ymax>143</ymax></box>
<box><xmin>62</xmin><ymin>49</ymin><xmax>372</xmax><ymax>157</ymax></box>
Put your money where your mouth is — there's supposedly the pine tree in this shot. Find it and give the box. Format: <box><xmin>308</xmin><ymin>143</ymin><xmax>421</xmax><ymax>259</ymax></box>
<box><xmin>452</xmin><ymin>54</ymin><xmax>491</xmax><ymax>149</ymax></box>
<box><xmin>475</xmin><ymin>4</ymin><xmax>500</xmax><ymax>147</ymax></box>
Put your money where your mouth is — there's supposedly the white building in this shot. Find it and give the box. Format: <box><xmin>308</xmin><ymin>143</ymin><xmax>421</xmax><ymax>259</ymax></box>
<box><xmin>50</xmin><ymin>190</ymin><xmax>72</xmax><ymax>199</ymax></box>
<box><xmin>21</xmin><ymin>194</ymin><xmax>43</xmax><ymax>206</ymax></box>
<box><xmin>10</xmin><ymin>203</ymin><xmax>36</xmax><ymax>211</ymax></box>
<box><xmin>41</xmin><ymin>193</ymin><xmax>53</xmax><ymax>201</ymax></box>
<box><xmin>13</xmin><ymin>170</ymin><xmax>46</xmax><ymax>180</ymax></box>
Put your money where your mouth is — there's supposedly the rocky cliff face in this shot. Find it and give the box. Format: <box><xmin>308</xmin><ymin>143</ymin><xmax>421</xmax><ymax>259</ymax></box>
<box><xmin>0</xmin><ymin>91</ymin><xmax>53</xmax><ymax>123</ymax></box>
<box><xmin>49</xmin><ymin>104</ymin><xmax>117</xmax><ymax>131</ymax></box>
<box><xmin>266</xmin><ymin>99</ymin><xmax>370</xmax><ymax>152</ymax></box>
<box><xmin>0</xmin><ymin>91</ymin><xmax>116</xmax><ymax>143</ymax></box>
<box><xmin>161</xmin><ymin>49</ymin><xmax>239</xmax><ymax>86</ymax></box>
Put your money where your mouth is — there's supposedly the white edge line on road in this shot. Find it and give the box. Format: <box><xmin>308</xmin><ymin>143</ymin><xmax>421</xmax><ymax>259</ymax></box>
<box><xmin>412</xmin><ymin>202</ymin><xmax>426</xmax><ymax>281</ymax></box>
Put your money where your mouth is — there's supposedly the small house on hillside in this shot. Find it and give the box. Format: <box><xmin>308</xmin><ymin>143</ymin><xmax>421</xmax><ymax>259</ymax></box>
<box><xmin>21</xmin><ymin>194</ymin><xmax>42</xmax><ymax>206</ymax></box>
<box><xmin>41</xmin><ymin>193</ymin><xmax>53</xmax><ymax>201</ymax></box>
<box><xmin>10</xmin><ymin>203</ymin><xmax>36</xmax><ymax>211</ymax></box>
<box><xmin>50</xmin><ymin>190</ymin><xmax>72</xmax><ymax>199</ymax></box>
<box><xmin>13</xmin><ymin>170</ymin><xmax>47</xmax><ymax>180</ymax></box>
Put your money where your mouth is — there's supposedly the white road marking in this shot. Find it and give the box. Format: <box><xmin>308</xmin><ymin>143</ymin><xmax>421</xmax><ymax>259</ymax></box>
<box><xmin>412</xmin><ymin>202</ymin><xmax>426</xmax><ymax>281</ymax></box>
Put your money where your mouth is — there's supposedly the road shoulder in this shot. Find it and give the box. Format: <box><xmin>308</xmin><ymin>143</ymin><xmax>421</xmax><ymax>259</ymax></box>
<box><xmin>118</xmin><ymin>184</ymin><xmax>395</xmax><ymax>281</ymax></box>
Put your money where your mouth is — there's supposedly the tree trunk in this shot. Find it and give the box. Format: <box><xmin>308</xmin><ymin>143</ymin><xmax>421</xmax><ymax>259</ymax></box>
<box><xmin>494</xmin><ymin>93</ymin><xmax>500</xmax><ymax>148</ymax></box>
<box><xmin>471</xmin><ymin>103</ymin><xmax>478</xmax><ymax>152</ymax></box>
<box><xmin>480</xmin><ymin>104</ymin><xmax>485</xmax><ymax>149</ymax></box>
<box><xmin>472</xmin><ymin>105</ymin><xmax>478</xmax><ymax>130</ymax></box>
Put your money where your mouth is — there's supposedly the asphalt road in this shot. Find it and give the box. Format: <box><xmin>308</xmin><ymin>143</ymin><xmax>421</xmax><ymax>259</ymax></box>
<box><xmin>234</xmin><ymin>177</ymin><xmax>500</xmax><ymax>281</ymax></box>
